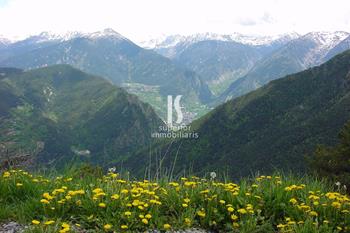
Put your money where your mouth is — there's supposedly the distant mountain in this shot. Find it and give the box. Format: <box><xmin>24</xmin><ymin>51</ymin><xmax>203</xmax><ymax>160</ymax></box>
<box><xmin>219</xmin><ymin>31</ymin><xmax>349</xmax><ymax>102</ymax></box>
<box><xmin>0</xmin><ymin>33</ymin><xmax>65</xmax><ymax>62</ymax></box>
<box><xmin>0</xmin><ymin>29</ymin><xmax>212</xmax><ymax>121</ymax></box>
<box><xmin>173</xmin><ymin>40</ymin><xmax>262</xmax><ymax>95</ymax></box>
<box><xmin>140</xmin><ymin>32</ymin><xmax>300</xmax><ymax>58</ymax></box>
<box><xmin>140</xmin><ymin>33</ymin><xmax>299</xmax><ymax>96</ymax></box>
<box><xmin>0</xmin><ymin>37</ymin><xmax>12</xmax><ymax>54</ymax></box>
<box><xmin>324</xmin><ymin>34</ymin><xmax>350</xmax><ymax>61</ymax></box>
<box><xmin>0</xmin><ymin>65</ymin><xmax>163</xmax><ymax>167</ymax></box>
<box><xmin>125</xmin><ymin>50</ymin><xmax>350</xmax><ymax>178</ymax></box>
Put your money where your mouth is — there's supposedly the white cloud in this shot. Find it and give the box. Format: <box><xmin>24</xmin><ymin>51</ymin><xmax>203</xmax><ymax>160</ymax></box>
<box><xmin>0</xmin><ymin>0</ymin><xmax>349</xmax><ymax>41</ymax></box>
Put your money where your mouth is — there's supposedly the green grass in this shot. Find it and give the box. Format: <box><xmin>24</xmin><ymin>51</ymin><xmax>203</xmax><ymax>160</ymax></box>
<box><xmin>0</xmin><ymin>168</ymin><xmax>349</xmax><ymax>233</ymax></box>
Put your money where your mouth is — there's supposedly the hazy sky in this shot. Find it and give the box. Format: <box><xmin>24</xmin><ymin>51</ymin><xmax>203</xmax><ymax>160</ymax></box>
<box><xmin>0</xmin><ymin>0</ymin><xmax>349</xmax><ymax>42</ymax></box>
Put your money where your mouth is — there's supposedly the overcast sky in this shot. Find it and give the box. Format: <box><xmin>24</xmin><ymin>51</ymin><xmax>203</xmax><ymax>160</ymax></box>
<box><xmin>0</xmin><ymin>0</ymin><xmax>349</xmax><ymax>42</ymax></box>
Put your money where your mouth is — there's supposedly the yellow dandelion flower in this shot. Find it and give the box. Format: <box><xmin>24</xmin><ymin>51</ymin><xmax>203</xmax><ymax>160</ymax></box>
<box><xmin>121</xmin><ymin>189</ymin><xmax>129</xmax><ymax>194</ymax></box>
<box><xmin>93</xmin><ymin>188</ymin><xmax>103</xmax><ymax>193</ymax></box>
<box><xmin>98</xmin><ymin>202</ymin><xmax>106</xmax><ymax>208</ymax></box>
<box><xmin>44</xmin><ymin>220</ymin><xmax>55</xmax><ymax>225</ymax></box>
<box><xmin>32</xmin><ymin>220</ymin><xmax>40</xmax><ymax>225</ymax></box>
<box><xmin>164</xmin><ymin>224</ymin><xmax>171</xmax><ymax>230</ymax></box>
<box><xmin>104</xmin><ymin>224</ymin><xmax>112</xmax><ymax>231</ymax></box>
<box><xmin>2</xmin><ymin>172</ymin><xmax>10</xmax><ymax>178</ymax></box>
<box><xmin>289</xmin><ymin>198</ymin><xmax>298</xmax><ymax>205</ymax></box>
<box><xmin>40</xmin><ymin>199</ymin><xmax>50</xmax><ymax>204</ymax></box>
<box><xmin>197</xmin><ymin>210</ymin><xmax>206</xmax><ymax>218</ymax></box>
<box><xmin>237</xmin><ymin>208</ymin><xmax>247</xmax><ymax>214</ymax></box>
<box><xmin>124</xmin><ymin>211</ymin><xmax>132</xmax><ymax>216</ymax></box>
<box><xmin>331</xmin><ymin>201</ymin><xmax>341</xmax><ymax>209</ymax></box>
<box><xmin>61</xmin><ymin>223</ymin><xmax>70</xmax><ymax>228</ymax></box>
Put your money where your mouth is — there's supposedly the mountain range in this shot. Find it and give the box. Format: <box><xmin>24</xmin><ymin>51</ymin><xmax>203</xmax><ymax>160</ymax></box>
<box><xmin>142</xmin><ymin>31</ymin><xmax>350</xmax><ymax>101</ymax></box>
<box><xmin>218</xmin><ymin>31</ymin><xmax>350</xmax><ymax>102</ymax></box>
<box><xmin>139</xmin><ymin>32</ymin><xmax>300</xmax><ymax>53</ymax></box>
<box><xmin>2</xmin><ymin>30</ymin><xmax>350</xmax><ymax>122</ymax></box>
<box><xmin>0</xmin><ymin>29</ymin><xmax>212</xmax><ymax>122</ymax></box>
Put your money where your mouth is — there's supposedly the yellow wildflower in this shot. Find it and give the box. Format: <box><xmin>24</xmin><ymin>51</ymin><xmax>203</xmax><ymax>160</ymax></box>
<box><xmin>44</xmin><ymin>220</ymin><xmax>55</xmax><ymax>225</ymax></box>
<box><xmin>104</xmin><ymin>224</ymin><xmax>112</xmax><ymax>231</ymax></box>
<box><xmin>197</xmin><ymin>210</ymin><xmax>206</xmax><ymax>218</ymax></box>
<box><xmin>98</xmin><ymin>202</ymin><xmax>106</xmax><ymax>208</ymax></box>
<box><xmin>32</xmin><ymin>220</ymin><xmax>40</xmax><ymax>225</ymax></box>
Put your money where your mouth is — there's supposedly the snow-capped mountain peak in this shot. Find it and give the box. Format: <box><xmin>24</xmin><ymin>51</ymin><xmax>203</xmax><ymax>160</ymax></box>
<box><xmin>226</xmin><ymin>32</ymin><xmax>300</xmax><ymax>46</ymax></box>
<box><xmin>303</xmin><ymin>31</ymin><xmax>349</xmax><ymax>47</ymax></box>
<box><xmin>85</xmin><ymin>28</ymin><xmax>127</xmax><ymax>40</ymax></box>
<box><xmin>138</xmin><ymin>33</ymin><xmax>233</xmax><ymax>49</ymax></box>
<box><xmin>296</xmin><ymin>31</ymin><xmax>350</xmax><ymax>67</ymax></box>
<box><xmin>138</xmin><ymin>32</ymin><xmax>301</xmax><ymax>49</ymax></box>
<box><xmin>25</xmin><ymin>31</ymin><xmax>84</xmax><ymax>44</ymax></box>
<box><xmin>24</xmin><ymin>28</ymin><xmax>127</xmax><ymax>44</ymax></box>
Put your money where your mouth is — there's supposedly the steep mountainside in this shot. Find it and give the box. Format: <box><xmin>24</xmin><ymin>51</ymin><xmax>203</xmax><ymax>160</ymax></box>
<box><xmin>124</xmin><ymin>50</ymin><xmax>350</xmax><ymax>178</ymax></box>
<box><xmin>0</xmin><ymin>65</ymin><xmax>163</xmax><ymax>167</ymax></box>
<box><xmin>219</xmin><ymin>31</ymin><xmax>349</xmax><ymax>102</ymax></box>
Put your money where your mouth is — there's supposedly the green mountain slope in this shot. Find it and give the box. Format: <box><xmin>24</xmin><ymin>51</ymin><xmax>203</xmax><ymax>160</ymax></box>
<box><xmin>124</xmin><ymin>50</ymin><xmax>350</xmax><ymax>178</ymax></box>
<box><xmin>0</xmin><ymin>65</ymin><xmax>164</xmax><ymax>166</ymax></box>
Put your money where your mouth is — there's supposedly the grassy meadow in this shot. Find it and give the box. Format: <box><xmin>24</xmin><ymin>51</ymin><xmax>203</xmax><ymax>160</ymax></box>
<box><xmin>0</xmin><ymin>168</ymin><xmax>349</xmax><ymax>233</ymax></box>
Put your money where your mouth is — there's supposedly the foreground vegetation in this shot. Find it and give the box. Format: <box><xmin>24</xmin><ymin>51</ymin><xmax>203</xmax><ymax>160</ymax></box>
<box><xmin>0</xmin><ymin>169</ymin><xmax>349</xmax><ymax>233</ymax></box>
